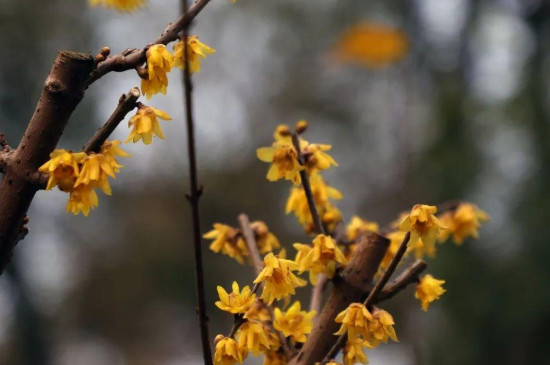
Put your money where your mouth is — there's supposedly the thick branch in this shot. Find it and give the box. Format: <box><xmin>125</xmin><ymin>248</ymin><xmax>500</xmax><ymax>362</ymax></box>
<box><xmin>0</xmin><ymin>52</ymin><xmax>93</xmax><ymax>275</ymax></box>
<box><xmin>82</xmin><ymin>87</ymin><xmax>140</xmax><ymax>153</ymax></box>
<box><xmin>375</xmin><ymin>259</ymin><xmax>427</xmax><ymax>303</ymax></box>
<box><xmin>87</xmin><ymin>0</ymin><xmax>212</xmax><ymax>86</ymax></box>
<box><xmin>323</xmin><ymin>232</ymin><xmax>411</xmax><ymax>362</ymax></box>
<box><xmin>289</xmin><ymin>232</ymin><xmax>390</xmax><ymax>365</ymax></box>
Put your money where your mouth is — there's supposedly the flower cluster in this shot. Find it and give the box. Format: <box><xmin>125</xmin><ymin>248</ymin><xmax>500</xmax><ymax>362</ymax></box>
<box><xmin>294</xmin><ymin>234</ymin><xmax>348</xmax><ymax>284</ymax></box>
<box><xmin>39</xmin><ymin>141</ymin><xmax>129</xmax><ymax>216</ymax></box>
<box><xmin>140</xmin><ymin>37</ymin><xmax>215</xmax><ymax>99</ymax></box>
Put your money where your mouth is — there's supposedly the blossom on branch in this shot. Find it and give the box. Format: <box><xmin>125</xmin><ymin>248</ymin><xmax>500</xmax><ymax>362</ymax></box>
<box><xmin>399</xmin><ymin>204</ymin><xmax>445</xmax><ymax>258</ymax></box>
<box><xmin>236</xmin><ymin>320</ymin><xmax>271</xmax><ymax>355</ymax></box>
<box><xmin>273</xmin><ymin>301</ymin><xmax>316</xmax><ymax>343</ymax></box>
<box><xmin>365</xmin><ymin>307</ymin><xmax>398</xmax><ymax>346</ymax></box>
<box><xmin>334</xmin><ymin>303</ymin><xmax>373</xmax><ymax>341</ymax></box>
<box><xmin>39</xmin><ymin>149</ymin><xmax>86</xmax><ymax>192</ymax></box>
<box><xmin>415</xmin><ymin>274</ymin><xmax>446</xmax><ymax>311</ymax></box>
<box><xmin>88</xmin><ymin>0</ymin><xmax>145</xmax><ymax>12</ymax></box>
<box><xmin>343</xmin><ymin>338</ymin><xmax>371</xmax><ymax>365</ymax></box>
<box><xmin>126</xmin><ymin>105</ymin><xmax>172</xmax><ymax>145</ymax></box>
<box><xmin>214</xmin><ymin>335</ymin><xmax>248</xmax><ymax>365</ymax></box>
<box><xmin>66</xmin><ymin>184</ymin><xmax>99</xmax><ymax>216</ymax></box>
<box><xmin>251</xmin><ymin>221</ymin><xmax>281</xmax><ymax>254</ymax></box>
<box><xmin>438</xmin><ymin>203</ymin><xmax>489</xmax><ymax>245</ymax></box>
<box><xmin>257</xmin><ymin>141</ymin><xmax>304</xmax><ymax>185</ymax></box>
<box><xmin>346</xmin><ymin>215</ymin><xmax>379</xmax><ymax>241</ymax></box>
<box><xmin>141</xmin><ymin>44</ymin><xmax>174</xmax><ymax>99</ymax></box>
<box><xmin>294</xmin><ymin>234</ymin><xmax>347</xmax><ymax>284</ymax></box>
<box><xmin>173</xmin><ymin>35</ymin><xmax>216</xmax><ymax>74</ymax></box>
<box><xmin>253</xmin><ymin>253</ymin><xmax>306</xmax><ymax>305</ymax></box>
<box><xmin>215</xmin><ymin>281</ymin><xmax>255</xmax><ymax>314</ymax></box>
<box><xmin>204</xmin><ymin>224</ymin><xmax>249</xmax><ymax>264</ymax></box>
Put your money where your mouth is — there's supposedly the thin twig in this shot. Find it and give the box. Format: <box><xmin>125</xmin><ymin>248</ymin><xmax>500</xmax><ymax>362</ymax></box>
<box><xmin>323</xmin><ymin>232</ymin><xmax>411</xmax><ymax>362</ymax></box>
<box><xmin>87</xmin><ymin>0</ymin><xmax>212</xmax><ymax>86</ymax></box>
<box><xmin>238</xmin><ymin>213</ymin><xmax>263</xmax><ymax>276</ymax></box>
<box><xmin>375</xmin><ymin>259</ymin><xmax>427</xmax><ymax>303</ymax></box>
<box><xmin>82</xmin><ymin>87</ymin><xmax>140</xmax><ymax>153</ymax></box>
<box><xmin>181</xmin><ymin>0</ymin><xmax>212</xmax><ymax>363</ymax></box>
<box><xmin>238</xmin><ymin>213</ymin><xmax>295</xmax><ymax>360</ymax></box>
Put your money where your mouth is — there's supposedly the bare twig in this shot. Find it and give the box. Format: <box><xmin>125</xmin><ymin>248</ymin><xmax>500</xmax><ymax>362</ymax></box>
<box><xmin>82</xmin><ymin>87</ymin><xmax>140</xmax><ymax>153</ymax></box>
<box><xmin>181</xmin><ymin>1</ymin><xmax>211</xmax><ymax>363</ymax></box>
<box><xmin>87</xmin><ymin>0</ymin><xmax>212</xmax><ymax>86</ymax></box>
<box><xmin>375</xmin><ymin>259</ymin><xmax>427</xmax><ymax>303</ymax></box>
<box><xmin>0</xmin><ymin>52</ymin><xmax>94</xmax><ymax>275</ymax></box>
<box><xmin>322</xmin><ymin>232</ymin><xmax>411</xmax><ymax>362</ymax></box>
<box><xmin>238</xmin><ymin>213</ymin><xmax>262</xmax><ymax>276</ymax></box>
<box><xmin>309</xmin><ymin>274</ymin><xmax>328</xmax><ymax>314</ymax></box>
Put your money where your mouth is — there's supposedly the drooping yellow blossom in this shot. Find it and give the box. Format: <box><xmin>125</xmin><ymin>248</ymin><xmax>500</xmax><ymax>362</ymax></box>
<box><xmin>74</xmin><ymin>154</ymin><xmax>113</xmax><ymax>196</ymax></box>
<box><xmin>273</xmin><ymin>301</ymin><xmax>316</xmax><ymax>343</ymax></box>
<box><xmin>251</xmin><ymin>221</ymin><xmax>281</xmax><ymax>254</ymax></box>
<box><xmin>236</xmin><ymin>320</ymin><xmax>271</xmax><ymax>355</ymax></box>
<box><xmin>332</xmin><ymin>22</ymin><xmax>407</xmax><ymax>68</ymax></box>
<box><xmin>244</xmin><ymin>298</ymin><xmax>271</xmax><ymax>322</ymax></box>
<box><xmin>379</xmin><ymin>230</ymin><xmax>406</xmax><ymax>272</ymax></box>
<box><xmin>294</xmin><ymin>234</ymin><xmax>347</xmax><ymax>284</ymax></box>
<box><xmin>257</xmin><ymin>141</ymin><xmax>304</xmax><ymax>185</ymax></box>
<box><xmin>39</xmin><ymin>149</ymin><xmax>87</xmax><ymax>191</ymax></box>
<box><xmin>214</xmin><ymin>335</ymin><xmax>248</xmax><ymax>365</ymax></box>
<box><xmin>399</xmin><ymin>204</ymin><xmax>445</xmax><ymax>257</ymax></box>
<box><xmin>253</xmin><ymin>253</ymin><xmax>306</xmax><ymax>305</ymax></box>
<box><xmin>173</xmin><ymin>35</ymin><xmax>216</xmax><ymax>73</ymax></box>
<box><xmin>126</xmin><ymin>105</ymin><xmax>172</xmax><ymax>145</ymax></box>
<box><xmin>302</xmin><ymin>142</ymin><xmax>338</xmax><ymax>174</ymax></box>
<box><xmin>438</xmin><ymin>203</ymin><xmax>489</xmax><ymax>245</ymax></box>
<box><xmin>286</xmin><ymin>174</ymin><xmax>343</xmax><ymax>233</ymax></box>
<box><xmin>344</xmin><ymin>338</ymin><xmax>372</xmax><ymax>365</ymax></box>
<box><xmin>66</xmin><ymin>184</ymin><xmax>99</xmax><ymax>216</ymax></box>
<box><xmin>415</xmin><ymin>274</ymin><xmax>446</xmax><ymax>311</ymax></box>
<box><xmin>100</xmin><ymin>140</ymin><xmax>130</xmax><ymax>170</ymax></box>
<box><xmin>365</xmin><ymin>307</ymin><xmax>398</xmax><ymax>346</ymax></box>
<box><xmin>141</xmin><ymin>44</ymin><xmax>174</xmax><ymax>99</ymax></box>
<box><xmin>215</xmin><ymin>281</ymin><xmax>255</xmax><ymax>314</ymax></box>
<box><xmin>273</xmin><ymin>124</ymin><xmax>292</xmax><ymax>142</ymax></box>
<box><xmin>346</xmin><ymin>216</ymin><xmax>380</xmax><ymax>241</ymax></box>
<box><xmin>263</xmin><ymin>351</ymin><xmax>287</xmax><ymax>365</ymax></box>
<box><xmin>334</xmin><ymin>303</ymin><xmax>372</xmax><ymax>341</ymax></box>
<box><xmin>88</xmin><ymin>0</ymin><xmax>145</xmax><ymax>12</ymax></box>
<box><xmin>204</xmin><ymin>224</ymin><xmax>249</xmax><ymax>264</ymax></box>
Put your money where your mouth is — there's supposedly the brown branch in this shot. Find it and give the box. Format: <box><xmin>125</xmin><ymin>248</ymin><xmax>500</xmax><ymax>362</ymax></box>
<box><xmin>87</xmin><ymin>0</ymin><xmax>212</xmax><ymax>86</ymax></box>
<box><xmin>289</xmin><ymin>232</ymin><xmax>390</xmax><ymax>365</ymax></box>
<box><xmin>375</xmin><ymin>259</ymin><xmax>427</xmax><ymax>303</ymax></box>
<box><xmin>238</xmin><ymin>213</ymin><xmax>262</xmax><ymax>276</ymax></box>
<box><xmin>309</xmin><ymin>274</ymin><xmax>328</xmax><ymax>314</ymax></box>
<box><xmin>0</xmin><ymin>134</ymin><xmax>10</xmax><ymax>173</ymax></box>
<box><xmin>323</xmin><ymin>232</ymin><xmax>411</xmax><ymax>362</ymax></box>
<box><xmin>181</xmin><ymin>1</ymin><xmax>211</xmax><ymax>363</ymax></box>
<box><xmin>82</xmin><ymin>87</ymin><xmax>140</xmax><ymax>153</ymax></box>
<box><xmin>0</xmin><ymin>52</ymin><xmax>94</xmax><ymax>275</ymax></box>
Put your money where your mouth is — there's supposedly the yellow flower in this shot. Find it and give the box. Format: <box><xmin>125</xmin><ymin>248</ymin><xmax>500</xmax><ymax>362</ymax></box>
<box><xmin>263</xmin><ymin>351</ymin><xmax>287</xmax><ymax>365</ymax></box>
<box><xmin>244</xmin><ymin>298</ymin><xmax>271</xmax><ymax>322</ymax></box>
<box><xmin>65</xmin><ymin>184</ymin><xmax>99</xmax><ymax>216</ymax></box>
<box><xmin>215</xmin><ymin>281</ymin><xmax>255</xmax><ymax>314</ymax></box>
<box><xmin>88</xmin><ymin>0</ymin><xmax>145</xmax><ymax>12</ymax></box>
<box><xmin>141</xmin><ymin>44</ymin><xmax>174</xmax><ymax>99</ymax></box>
<box><xmin>415</xmin><ymin>274</ymin><xmax>446</xmax><ymax>311</ymax></box>
<box><xmin>332</xmin><ymin>22</ymin><xmax>407</xmax><ymax>68</ymax></box>
<box><xmin>273</xmin><ymin>301</ymin><xmax>316</xmax><ymax>343</ymax></box>
<box><xmin>236</xmin><ymin>320</ymin><xmax>271</xmax><ymax>355</ymax></box>
<box><xmin>294</xmin><ymin>234</ymin><xmax>347</xmax><ymax>284</ymax></box>
<box><xmin>365</xmin><ymin>307</ymin><xmax>397</xmax><ymax>346</ymax></box>
<box><xmin>343</xmin><ymin>338</ymin><xmax>372</xmax><ymax>365</ymax></box>
<box><xmin>204</xmin><ymin>224</ymin><xmax>249</xmax><ymax>264</ymax></box>
<box><xmin>214</xmin><ymin>335</ymin><xmax>248</xmax><ymax>365</ymax></box>
<box><xmin>74</xmin><ymin>154</ymin><xmax>114</xmax><ymax>196</ymax></box>
<box><xmin>346</xmin><ymin>216</ymin><xmax>380</xmax><ymax>241</ymax></box>
<box><xmin>379</xmin><ymin>231</ymin><xmax>406</xmax><ymax>272</ymax></box>
<box><xmin>126</xmin><ymin>105</ymin><xmax>172</xmax><ymax>145</ymax></box>
<box><xmin>253</xmin><ymin>253</ymin><xmax>306</xmax><ymax>305</ymax></box>
<box><xmin>100</xmin><ymin>140</ymin><xmax>130</xmax><ymax>169</ymax></box>
<box><xmin>324</xmin><ymin>362</ymin><xmax>343</xmax><ymax>365</ymax></box>
<box><xmin>173</xmin><ymin>35</ymin><xmax>216</xmax><ymax>73</ymax></box>
<box><xmin>251</xmin><ymin>221</ymin><xmax>281</xmax><ymax>254</ymax></box>
<box><xmin>334</xmin><ymin>303</ymin><xmax>372</xmax><ymax>341</ymax></box>
<box><xmin>273</xmin><ymin>124</ymin><xmax>292</xmax><ymax>142</ymax></box>
<box><xmin>439</xmin><ymin>203</ymin><xmax>489</xmax><ymax>245</ymax></box>
<box><xmin>399</xmin><ymin>204</ymin><xmax>445</xmax><ymax>257</ymax></box>
<box><xmin>286</xmin><ymin>174</ymin><xmax>343</xmax><ymax>232</ymax></box>
<box><xmin>257</xmin><ymin>141</ymin><xmax>304</xmax><ymax>185</ymax></box>
<box><xmin>302</xmin><ymin>142</ymin><xmax>338</xmax><ymax>174</ymax></box>
<box><xmin>39</xmin><ymin>149</ymin><xmax>87</xmax><ymax>191</ymax></box>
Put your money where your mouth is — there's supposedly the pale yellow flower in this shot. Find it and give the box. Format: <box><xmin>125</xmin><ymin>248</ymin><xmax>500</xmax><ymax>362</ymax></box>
<box><xmin>346</xmin><ymin>216</ymin><xmax>379</xmax><ymax>241</ymax></box>
<box><xmin>365</xmin><ymin>307</ymin><xmax>398</xmax><ymax>346</ymax></box>
<box><xmin>294</xmin><ymin>234</ymin><xmax>347</xmax><ymax>284</ymax></box>
<box><xmin>38</xmin><ymin>149</ymin><xmax>86</xmax><ymax>192</ymax></box>
<box><xmin>344</xmin><ymin>338</ymin><xmax>372</xmax><ymax>365</ymax></box>
<box><xmin>141</xmin><ymin>44</ymin><xmax>174</xmax><ymax>99</ymax></box>
<box><xmin>273</xmin><ymin>301</ymin><xmax>316</xmax><ymax>343</ymax></box>
<box><xmin>88</xmin><ymin>0</ymin><xmax>145</xmax><ymax>12</ymax></box>
<box><xmin>334</xmin><ymin>303</ymin><xmax>372</xmax><ymax>341</ymax></box>
<box><xmin>215</xmin><ymin>281</ymin><xmax>255</xmax><ymax>314</ymax></box>
<box><xmin>236</xmin><ymin>320</ymin><xmax>271</xmax><ymax>355</ymax></box>
<box><xmin>214</xmin><ymin>335</ymin><xmax>247</xmax><ymax>365</ymax></box>
<box><xmin>244</xmin><ymin>299</ymin><xmax>271</xmax><ymax>322</ymax></box>
<box><xmin>74</xmin><ymin>154</ymin><xmax>114</xmax><ymax>196</ymax></box>
<box><xmin>302</xmin><ymin>141</ymin><xmax>338</xmax><ymax>174</ymax></box>
<box><xmin>399</xmin><ymin>204</ymin><xmax>445</xmax><ymax>257</ymax></box>
<box><xmin>173</xmin><ymin>35</ymin><xmax>216</xmax><ymax>73</ymax></box>
<box><xmin>257</xmin><ymin>141</ymin><xmax>304</xmax><ymax>185</ymax></box>
<box><xmin>439</xmin><ymin>203</ymin><xmax>489</xmax><ymax>245</ymax></box>
<box><xmin>204</xmin><ymin>224</ymin><xmax>249</xmax><ymax>264</ymax></box>
<box><xmin>126</xmin><ymin>105</ymin><xmax>172</xmax><ymax>145</ymax></box>
<box><xmin>251</xmin><ymin>221</ymin><xmax>281</xmax><ymax>254</ymax></box>
<box><xmin>253</xmin><ymin>253</ymin><xmax>306</xmax><ymax>305</ymax></box>
<box><xmin>415</xmin><ymin>274</ymin><xmax>446</xmax><ymax>311</ymax></box>
<box><xmin>65</xmin><ymin>184</ymin><xmax>99</xmax><ymax>216</ymax></box>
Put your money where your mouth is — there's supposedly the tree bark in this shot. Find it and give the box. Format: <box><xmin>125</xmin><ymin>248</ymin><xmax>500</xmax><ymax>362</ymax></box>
<box><xmin>0</xmin><ymin>51</ymin><xmax>94</xmax><ymax>274</ymax></box>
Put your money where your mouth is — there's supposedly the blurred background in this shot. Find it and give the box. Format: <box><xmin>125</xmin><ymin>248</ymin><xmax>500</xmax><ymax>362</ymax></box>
<box><xmin>1</xmin><ymin>0</ymin><xmax>549</xmax><ymax>364</ymax></box>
